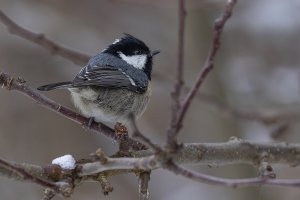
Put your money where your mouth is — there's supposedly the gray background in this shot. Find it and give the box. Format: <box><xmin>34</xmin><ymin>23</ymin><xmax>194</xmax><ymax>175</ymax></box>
<box><xmin>1</xmin><ymin>0</ymin><xmax>300</xmax><ymax>199</ymax></box>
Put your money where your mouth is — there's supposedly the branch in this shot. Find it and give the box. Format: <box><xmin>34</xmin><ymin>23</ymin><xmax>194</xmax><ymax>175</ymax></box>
<box><xmin>79</xmin><ymin>139</ymin><xmax>300</xmax><ymax>189</ymax></box>
<box><xmin>3</xmin><ymin>139</ymin><xmax>300</xmax><ymax>189</ymax></box>
<box><xmin>167</xmin><ymin>0</ymin><xmax>238</xmax><ymax>151</ymax></box>
<box><xmin>164</xmin><ymin>161</ymin><xmax>300</xmax><ymax>188</ymax></box>
<box><xmin>0</xmin><ymin>10</ymin><xmax>90</xmax><ymax>65</ymax></box>
<box><xmin>0</xmin><ymin>159</ymin><xmax>74</xmax><ymax>197</ymax></box>
<box><xmin>177</xmin><ymin>0</ymin><xmax>237</xmax><ymax>129</ymax></box>
<box><xmin>0</xmin><ymin>159</ymin><xmax>57</xmax><ymax>189</ymax></box>
<box><xmin>167</xmin><ymin>0</ymin><xmax>186</xmax><ymax>151</ymax></box>
<box><xmin>130</xmin><ymin>115</ymin><xmax>162</xmax><ymax>152</ymax></box>
<box><xmin>0</xmin><ymin>71</ymin><xmax>146</xmax><ymax>151</ymax></box>
<box><xmin>138</xmin><ymin>171</ymin><xmax>151</xmax><ymax>200</ymax></box>
<box><xmin>80</xmin><ymin>139</ymin><xmax>300</xmax><ymax>175</ymax></box>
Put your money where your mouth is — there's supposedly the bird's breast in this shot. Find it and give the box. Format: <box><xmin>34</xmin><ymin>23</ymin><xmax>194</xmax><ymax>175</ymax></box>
<box><xmin>68</xmin><ymin>84</ymin><xmax>151</xmax><ymax>127</ymax></box>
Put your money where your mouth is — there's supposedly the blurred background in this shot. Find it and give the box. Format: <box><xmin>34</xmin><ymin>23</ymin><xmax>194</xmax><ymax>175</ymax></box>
<box><xmin>1</xmin><ymin>0</ymin><xmax>300</xmax><ymax>199</ymax></box>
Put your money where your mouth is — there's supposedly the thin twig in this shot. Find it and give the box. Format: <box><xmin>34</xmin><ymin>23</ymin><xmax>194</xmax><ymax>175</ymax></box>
<box><xmin>177</xmin><ymin>0</ymin><xmax>237</xmax><ymax>131</ymax></box>
<box><xmin>0</xmin><ymin>10</ymin><xmax>90</xmax><ymax>65</ymax></box>
<box><xmin>138</xmin><ymin>171</ymin><xmax>151</xmax><ymax>200</ymax></box>
<box><xmin>130</xmin><ymin>115</ymin><xmax>162</xmax><ymax>152</ymax></box>
<box><xmin>96</xmin><ymin>173</ymin><xmax>114</xmax><ymax>195</ymax></box>
<box><xmin>0</xmin><ymin>159</ymin><xmax>59</xmax><ymax>191</ymax></box>
<box><xmin>0</xmin><ymin>72</ymin><xmax>145</xmax><ymax>151</ymax></box>
<box><xmin>165</xmin><ymin>161</ymin><xmax>300</xmax><ymax>188</ymax></box>
<box><xmin>167</xmin><ymin>0</ymin><xmax>186</xmax><ymax>151</ymax></box>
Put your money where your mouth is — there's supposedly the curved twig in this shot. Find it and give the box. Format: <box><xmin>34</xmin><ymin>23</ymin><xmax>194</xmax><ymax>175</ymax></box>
<box><xmin>0</xmin><ymin>10</ymin><xmax>90</xmax><ymax>65</ymax></box>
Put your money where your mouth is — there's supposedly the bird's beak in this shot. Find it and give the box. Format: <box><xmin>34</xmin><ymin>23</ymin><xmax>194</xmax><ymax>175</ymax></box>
<box><xmin>150</xmin><ymin>50</ymin><xmax>160</xmax><ymax>57</ymax></box>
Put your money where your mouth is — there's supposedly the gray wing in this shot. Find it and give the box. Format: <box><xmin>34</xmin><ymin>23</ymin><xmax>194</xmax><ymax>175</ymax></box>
<box><xmin>72</xmin><ymin>64</ymin><xmax>148</xmax><ymax>93</ymax></box>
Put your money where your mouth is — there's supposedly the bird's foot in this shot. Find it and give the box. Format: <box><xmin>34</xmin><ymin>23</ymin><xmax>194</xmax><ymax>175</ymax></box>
<box><xmin>114</xmin><ymin>122</ymin><xmax>130</xmax><ymax>152</ymax></box>
<box><xmin>114</xmin><ymin>122</ymin><xmax>128</xmax><ymax>139</ymax></box>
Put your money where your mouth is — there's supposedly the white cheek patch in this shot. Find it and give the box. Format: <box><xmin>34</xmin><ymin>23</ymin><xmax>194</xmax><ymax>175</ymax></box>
<box><xmin>118</xmin><ymin>52</ymin><xmax>147</xmax><ymax>70</ymax></box>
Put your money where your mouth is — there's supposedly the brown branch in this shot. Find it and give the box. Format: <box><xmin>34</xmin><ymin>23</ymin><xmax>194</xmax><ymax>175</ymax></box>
<box><xmin>167</xmin><ymin>0</ymin><xmax>186</xmax><ymax>151</ymax></box>
<box><xmin>138</xmin><ymin>171</ymin><xmax>151</xmax><ymax>200</ymax></box>
<box><xmin>164</xmin><ymin>161</ymin><xmax>300</xmax><ymax>188</ymax></box>
<box><xmin>0</xmin><ymin>71</ymin><xmax>145</xmax><ymax>151</ymax></box>
<box><xmin>0</xmin><ymin>10</ymin><xmax>90</xmax><ymax>65</ymax></box>
<box><xmin>0</xmin><ymin>158</ymin><xmax>59</xmax><ymax>192</ymax></box>
<box><xmin>96</xmin><ymin>173</ymin><xmax>114</xmax><ymax>195</ymax></box>
<box><xmin>179</xmin><ymin>0</ymin><xmax>237</xmax><ymax>126</ymax></box>
<box><xmin>130</xmin><ymin>115</ymin><xmax>162</xmax><ymax>152</ymax></box>
<box><xmin>178</xmin><ymin>0</ymin><xmax>237</xmax><ymax>129</ymax></box>
<box><xmin>167</xmin><ymin>0</ymin><xmax>238</xmax><ymax>151</ymax></box>
<box><xmin>3</xmin><ymin>140</ymin><xmax>300</xmax><ymax>194</ymax></box>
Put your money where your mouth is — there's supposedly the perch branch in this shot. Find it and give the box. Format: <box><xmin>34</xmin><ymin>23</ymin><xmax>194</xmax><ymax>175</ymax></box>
<box><xmin>3</xmin><ymin>139</ymin><xmax>300</xmax><ymax>189</ymax></box>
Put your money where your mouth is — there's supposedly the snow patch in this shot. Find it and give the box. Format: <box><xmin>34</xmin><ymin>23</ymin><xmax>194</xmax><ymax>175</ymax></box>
<box><xmin>52</xmin><ymin>154</ymin><xmax>76</xmax><ymax>170</ymax></box>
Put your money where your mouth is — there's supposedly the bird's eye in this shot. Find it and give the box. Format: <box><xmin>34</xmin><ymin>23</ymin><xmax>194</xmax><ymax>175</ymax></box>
<box><xmin>134</xmin><ymin>50</ymin><xmax>142</xmax><ymax>55</ymax></box>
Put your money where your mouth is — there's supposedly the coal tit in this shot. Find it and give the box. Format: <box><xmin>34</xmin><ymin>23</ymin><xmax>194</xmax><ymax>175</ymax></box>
<box><xmin>38</xmin><ymin>34</ymin><xmax>160</xmax><ymax>128</ymax></box>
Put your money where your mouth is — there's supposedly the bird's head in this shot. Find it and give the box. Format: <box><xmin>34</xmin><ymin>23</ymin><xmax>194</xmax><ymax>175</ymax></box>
<box><xmin>102</xmin><ymin>34</ymin><xmax>160</xmax><ymax>80</ymax></box>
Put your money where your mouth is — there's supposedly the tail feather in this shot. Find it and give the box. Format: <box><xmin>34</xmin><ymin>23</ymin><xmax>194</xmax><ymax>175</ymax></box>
<box><xmin>37</xmin><ymin>81</ymin><xmax>72</xmax><ymax>91</ymax></box>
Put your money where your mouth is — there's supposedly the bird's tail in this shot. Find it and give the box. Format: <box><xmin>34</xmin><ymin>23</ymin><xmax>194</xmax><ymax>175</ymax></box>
<box><xmin>37</xmin><ymin>81</ymin><xmax>72</xmax><ymax>91</ymax></box>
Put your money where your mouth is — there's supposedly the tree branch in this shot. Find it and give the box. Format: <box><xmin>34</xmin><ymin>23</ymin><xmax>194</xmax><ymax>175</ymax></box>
<box><xmin>0</xmin><ymin>10</ymin><xmax>90</xmax><ymax>65</ymax></box>
<box><xmin>130</xmin><ymin>115</ymin><xmax>162</xmax><ymax>152</ymax></box>
<box><xmin>3</xmin><ymin>140</ymin><xmax>300</xmax><ymax>189</ymax></box>
<box><xmin>177</xmin><ymin>0</ymin><xmax>237</xmax><ymax>129</ymax></box>
<box><xmin>167</xmin><ymin>0</ymin><xmax>186</xmax><ymax>151</ymax></box>
<box><xmin>167</xmin><ymin>0</ymin><xmax>238</xmax><ymax>151</ymax></box>
<box><xmin>138</xmin><ymin>171</ymin><xmax>151</xmax><ymax>200</ymax></box>
<box><xmin>0</xmin><ymin>159</ymin><xmax>62</xmax><ymax>194</ymax></box>
<box><xmin>164</xmin><ymin>161</ymin><xmax>300</xmax><ymax>188</ymax></box>
<box><xmin>80</xmin><ymin>139</ymin><xmax>300</xmax><ymax>176</ymax></box>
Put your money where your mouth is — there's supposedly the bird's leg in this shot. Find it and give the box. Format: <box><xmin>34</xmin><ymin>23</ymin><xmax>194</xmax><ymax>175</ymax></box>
<box><xmin>114</xmin><ymin>122</ymin><xmax>129</xmax><ymax>152</ymax></box>
<box><xmin>83</xmin><ymin>117</ymin><xmax>95</xmax><ymax>130</ymax></box>
<box><xmin>88</xmin><ymin>117</ymin><xmax>95</xmax><ymax>127</ymax></box>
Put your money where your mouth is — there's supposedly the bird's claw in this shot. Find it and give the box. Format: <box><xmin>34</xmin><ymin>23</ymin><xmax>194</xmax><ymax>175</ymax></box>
<box><xmin>114</xmin><ymin>122</ymin><xmax>128</xmax><ymax>140</ymax></box>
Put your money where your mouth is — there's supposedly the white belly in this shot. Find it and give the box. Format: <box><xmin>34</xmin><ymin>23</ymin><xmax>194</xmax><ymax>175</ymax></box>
<box><xmin>68</xmin><ymin>86</ymin><xmax>151</xmax><ymax>127</ymax></box>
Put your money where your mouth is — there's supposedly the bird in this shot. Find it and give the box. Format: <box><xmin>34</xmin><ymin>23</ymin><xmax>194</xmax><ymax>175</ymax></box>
<box><xmin>37</xmin><ymin>34</ymin><xmax>160</xmax><ymax>129</ymax></box>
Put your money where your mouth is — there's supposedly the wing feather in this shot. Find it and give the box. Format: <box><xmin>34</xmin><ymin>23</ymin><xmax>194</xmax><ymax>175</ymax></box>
<box><xmin>72</xmin><ymin>63</ymin><xmax>147</xmax><ymax>93</ymax></box>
